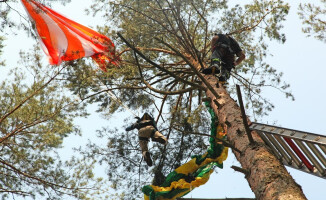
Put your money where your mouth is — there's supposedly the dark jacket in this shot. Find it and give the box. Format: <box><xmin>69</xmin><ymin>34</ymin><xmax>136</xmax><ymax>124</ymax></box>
<box><xmin>212</xmin><ymin>34</ymin><xmax>242</xmax><ymax>70</ymax></box>
<box><xmin>125</xmin><ymin>113</ymin><xmax>158</xmax><ymax>131</ymax></box>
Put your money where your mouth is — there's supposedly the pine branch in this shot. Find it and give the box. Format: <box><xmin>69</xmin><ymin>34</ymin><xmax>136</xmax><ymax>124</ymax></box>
<box><xmin>0</xmin><ymin>158</ymin><xmax>94</xmax><ymax>191</ymax></box>
<box><xmin>0</xmin><ymin>67</ymin><xmax>65</xmax><ymax>125</ymax></box>
<box><xmin>228</xmin><ymin>6</ymin><xmax>279</xmax><ymax>35</ymax></box>
<box><xmin>0</xmin><ymin>188</ymin><xmax>30</xmax><ymax>196</ymax></box>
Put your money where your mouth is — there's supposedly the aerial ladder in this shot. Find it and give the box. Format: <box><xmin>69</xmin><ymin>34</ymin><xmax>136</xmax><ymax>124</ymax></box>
<box><xmin>235</xmin><ymin>85</ymin><xmax>326</xmax><ymax>179</ymax></box>
<box><xmin>250</xmin><ymin>122</ymin><xmax>326</xmax><ymax>179</ymax></box>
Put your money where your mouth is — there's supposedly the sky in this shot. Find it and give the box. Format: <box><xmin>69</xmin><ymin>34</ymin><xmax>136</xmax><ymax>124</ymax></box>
<box><xmin>2</xmin><ymin>0</ymin><xmax>326</xmax><ymax>199</ymax></box>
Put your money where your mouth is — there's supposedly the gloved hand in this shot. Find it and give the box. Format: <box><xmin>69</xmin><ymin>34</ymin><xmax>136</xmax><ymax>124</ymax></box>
<box><xmin>125</xmin><ymin>126</ymin><xmax>133</xmax><ymax>131</ymax></box>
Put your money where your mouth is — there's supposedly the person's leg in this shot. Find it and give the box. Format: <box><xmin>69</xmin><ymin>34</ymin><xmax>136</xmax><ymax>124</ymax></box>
<box><xmin>138</xmin><ymin>127</ymin><xmax>153</xmax><ymax>166</ymax></box>
<box><xmin>151</xmin><ymin>130</ymin><xmax>167</xmax><ymax>145</ymax></box>
<box><xmin>139</xmin><ymin>139</ymin><xmax>152</xmax><ymax>166</ymax></box>
<box><xmin>202</xmin><ymin>50</ymin><xmax>222</xmax><ymax>75</ymax></box>
<box><xmin>218</xmin><ymin>63</ymin><xmax>232</xmax><ymax>82</ymax></box>
<box><xmin>211</xmin><ymin>50</ymin><xmax>222</xmax><ymax>67</ymax></box>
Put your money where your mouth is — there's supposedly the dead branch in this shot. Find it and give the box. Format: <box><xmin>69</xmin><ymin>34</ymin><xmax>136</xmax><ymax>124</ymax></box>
<box><xmin>117</xmin><ymin>33</ymin><xmax>206</xmax><ymax>91</ymax></box>
<box><xmin>157</xmin><ymin>91</ymin><xmax>185</xmax><ymax>171</ymax></box>
<box><xmin>231</xmin><ymin>165</ymin><xmax>250</xmax><ymax>177</ymax></box>
<box><xmin>155</xmin><ymin>37</ymin><xmax>220</xmax><ymax>99</ymax></box>
<box><xmin>118</xmin><ymin>47</ymin><xmax>176</xmax><ymax>57</ymax></box>
<box><xmin>173</xmin><ymin>126</ymin><xmax>241</xmax><ymax>153</ymax></box>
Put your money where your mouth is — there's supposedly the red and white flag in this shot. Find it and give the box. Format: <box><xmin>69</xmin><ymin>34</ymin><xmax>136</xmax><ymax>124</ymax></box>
<box><xmin>21</xmin><ymin>0</ymin><xmax>119</xmax><ymax>71</ymax></box>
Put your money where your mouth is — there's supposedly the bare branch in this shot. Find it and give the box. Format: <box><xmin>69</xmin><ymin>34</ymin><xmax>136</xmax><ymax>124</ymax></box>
<box><xmin>118</xmin><ymin>47</ymin><xmax>176</xmax><ymax>57</ymax></box>
<box><xmin>157</xmin><ymin>91</ymin><xmax>185</xmax><ymax>170</ymax></box>
<box><xmin>154</xmin><ymin>37</ymin><xmax>221</xmax><ymax>99</ymax></box>
<box><xmin>231</xmin><ymin>165</ymin><xmax>250</xmax><ymax>176</ymax></box>
<box><xmin>79</xmin><ymin>86</ymin><xmax>147</xmax><ymax>102</ymax></box>
<box><xmin>317</xmin><ymin>18</ymin><xmax>326</xmax><ymax>25</ymax></box>
<box><xmin>134</xmin><ymin>51</ymin><xmax>197</xmax><ymax>95</ymax></box>
<box><xmin>172</xmin><ymin>126</ymin><xmax>241</xmax><ymax>153</ymax></box>
<box><xmin>156</xmin><ymin>95</ymin><xmax>168</xmax><ymax>123</ymax></box>
<box><xmin>117</xmin><ymin>33</ymin><xmax>206</xmax><ymax>91</ymax></box>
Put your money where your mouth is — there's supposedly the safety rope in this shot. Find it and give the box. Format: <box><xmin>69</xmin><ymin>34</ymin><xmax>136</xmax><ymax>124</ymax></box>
<box><xmin>98</xmin><ymin>80</ymin><xmax>139</xmax><ymax>118</ymax></box>
<box><xmin>105</xmin><ymin>90</ymin><xmax>139</xmax><ymax>117</ymax></box>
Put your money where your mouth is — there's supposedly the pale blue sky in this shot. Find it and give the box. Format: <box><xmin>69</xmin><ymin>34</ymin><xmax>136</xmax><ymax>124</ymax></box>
<box><xmin>2</xmin><ymin>0</ymin><xmax>326</xmax><ymax>199</ymax></box>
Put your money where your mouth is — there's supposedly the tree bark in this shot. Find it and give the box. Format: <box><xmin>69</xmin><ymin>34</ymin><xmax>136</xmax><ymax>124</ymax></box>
<box><xmin>203</xmin><ymin>74</ymin><xmax>307</xmax><ymax>200</ymax></box>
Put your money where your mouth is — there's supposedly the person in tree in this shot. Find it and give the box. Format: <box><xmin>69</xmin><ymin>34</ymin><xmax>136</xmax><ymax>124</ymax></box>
<box><xmin>202</xmin><ymin>33</ymin><xmax>246</xmax><ymax>82</ymax></box>
<box><xmin>126</xmin><ymin>113</ymin><xmax>167</xmax><ymax>166</ymax></box>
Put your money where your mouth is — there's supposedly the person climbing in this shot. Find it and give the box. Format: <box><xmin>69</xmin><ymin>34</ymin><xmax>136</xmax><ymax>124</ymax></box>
<box><xmin>125</xmin><ymin>113</ymin><xmax>167</xmax><ymax>166</ymax></box>
<box><xmin>202</xmin><ymin>33</ymin><xmax>245</xmax><ymax>82</ymax></box>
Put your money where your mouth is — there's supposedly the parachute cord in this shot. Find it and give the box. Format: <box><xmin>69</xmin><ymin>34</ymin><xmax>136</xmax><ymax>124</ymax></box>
<box><xmin>96</xmin><ymin>78</ymin><xmax>139</xmax><ymax>118</ymax></box>
<box><xmin>106</xmin><ymin>90</ymin><xmax>139</xmax><ymax>118</ymax></box>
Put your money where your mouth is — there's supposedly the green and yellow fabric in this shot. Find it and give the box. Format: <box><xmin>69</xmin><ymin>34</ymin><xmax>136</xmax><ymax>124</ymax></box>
<box><xmin>142</xmin><ymin>102</ymin><xmax>228</xmax><ymax>200</ymax></box>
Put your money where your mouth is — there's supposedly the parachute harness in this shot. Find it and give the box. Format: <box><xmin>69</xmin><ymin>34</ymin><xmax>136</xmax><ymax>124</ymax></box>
<box><xmin>142</xmin><ymin>101</ymin><xmax>228</xmax><ymax>200</ymax></box>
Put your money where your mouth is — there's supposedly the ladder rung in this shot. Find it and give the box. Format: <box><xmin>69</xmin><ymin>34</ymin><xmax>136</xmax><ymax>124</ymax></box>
<box><xmin>257</xmin><ymin>131</ymin><xmax>282</xmax><ymax>159</ymax></box>
<box><xmin>283</xmin><ymin>137</ymin><xmax>314</xmax><ymax>171</ymax></box>
<box><xmin>274</xmin><ymin>135</ymin><xmax>302</xmax><ymax>168</ymax></box>
<box><xmin>295</xmin><ymin>140</ymin><xmax>325</xmax><ymax>175</ymax></box>
<box><xmin>320</xmin><ymin>145</ymin><xmax>326</xmax><ymax>155</ymax></box>
<box><xmin>265</xmin><ymin>134</ymin><xmax>292</xmax><ymax>164</ymax></box>
<box><xmin>306</xmin><ymin>143</ymin><xmax>326</xmax><ymax>169</ymax></box>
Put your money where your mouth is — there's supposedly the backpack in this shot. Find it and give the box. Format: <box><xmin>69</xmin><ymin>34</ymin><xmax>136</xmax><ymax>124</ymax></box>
<box><xmin>214</xmin><ymin>34</ymin><xmax>235</xmax><ymax>55</ymax></box>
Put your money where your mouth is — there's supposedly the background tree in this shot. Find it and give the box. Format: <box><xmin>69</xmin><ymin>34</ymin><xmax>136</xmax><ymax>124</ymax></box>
<box><xmin>1</xmin><ymin>1</ymin><xmax>112</xmax><ymax>199</ymax></box>
<box><xmin>298</xmin><ymin>0</ymin><xmax>326</xmax><ymax>43</ymax></box>
<box><xmin>0</xmin><ymin>46</ymin><xmax>107</xmax><ymax>200</ymax></box>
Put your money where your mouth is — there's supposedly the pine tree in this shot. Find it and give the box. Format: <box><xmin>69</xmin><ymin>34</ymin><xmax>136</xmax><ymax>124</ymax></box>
<box><xmin>298</xmin><ymin>0</ymin><xmax>326</xmax><ymax>43</ymax></box>
<box><xmin>1</xmin><ymin>0</ymin><xmax>312</xmax><ymax>199</ymax></box>
<box><xmin>60</xmin><ymin>0</ymin><xmax>304</xmax><ymax>199</ymax></box>
<box><xmin>0</xmin><ymin>25</ymin><xmax>107</xmax><ymax>200</ymax></box>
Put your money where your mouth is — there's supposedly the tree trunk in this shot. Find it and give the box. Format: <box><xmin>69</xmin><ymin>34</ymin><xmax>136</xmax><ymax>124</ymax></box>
<box><xmin>203</xmin><ymin>74</ymin><xmax>307</xmax><ymax>200</ymax></box>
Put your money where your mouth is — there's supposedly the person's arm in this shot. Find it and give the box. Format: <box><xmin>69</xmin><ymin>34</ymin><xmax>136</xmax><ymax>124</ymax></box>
<box><xmin>126</xmin><ymin>123</ymin><xmax>138</xmax><ymax>131</ymax></box>
<box><xmin>234</xmin><ymin>51</ymin><xmax>245</xmax><ymax>66</ymax></box>
<box><xmin>227</xmin><ymin>35</ymin><xmax>245</xmax><ymax>66</ymax></box>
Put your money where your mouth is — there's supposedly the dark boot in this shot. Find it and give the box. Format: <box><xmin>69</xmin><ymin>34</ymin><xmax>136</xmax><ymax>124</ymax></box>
<box><xmin>218</xmin><ymin>68</ymin><xmax>230</xmax><ymax>83</ymax></box>
<box><xmin>143</xmin><ymin>151</ymin><xmax>153</xmax><ymax>166</ymax></box>
<box><xmin>201</xmin><ymin>65</ymin><xmax>221</xmax><ymax>75</ymax></box>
